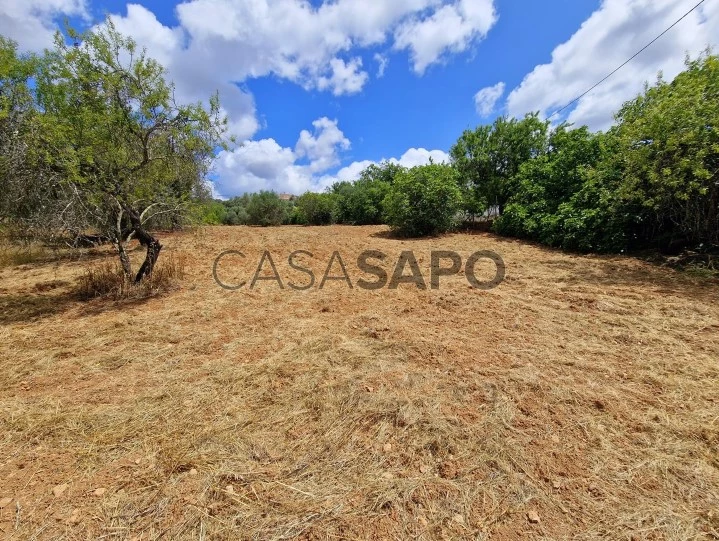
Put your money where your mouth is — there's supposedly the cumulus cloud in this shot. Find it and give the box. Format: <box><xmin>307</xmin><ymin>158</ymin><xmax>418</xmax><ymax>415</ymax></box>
<box><xmin>316</xmin><ymin>57</ymin><xmax>369</xmax><ymax>96</ymax></box>
<box><xmin>393</xmin><ymin>0</ymin><xmax>497</xmax><ymax>74</ymax></box>
<box><xmin>2</xmin><ymin>0</ymin><xmax>501</xmax><ymax>139</ymax></box>
<box><xmin>214</xmin><ymin>121</ymin><xmax>451</xmax><ymax>198</ymax></box>
<box><xmin>330</xmin><ymin>148</ymin><xmax>450</xmax><ymax>185</ymax></box>
<box><xmin>295</xmin><ymin>117</ymin><xmax>351</xmax><ymax>173</ymax></box>
<box><xmin>474</xmin><ymin>82</ymin><xmax>505</xmax><ymax>116</ymax></box>
<box><xmin>0</xmin><ymin>0</ymin><xmax>88</xmax><ymax>51</ymax></box>
<box><xmin>507</xmin><ymin>0</ymin><xmax>719</xmax><ymax>130</ymax></box>
<box><xmin>214</xmin><ymin>117</ymin><xmax>351</xmax><ymax>197</ymax></box>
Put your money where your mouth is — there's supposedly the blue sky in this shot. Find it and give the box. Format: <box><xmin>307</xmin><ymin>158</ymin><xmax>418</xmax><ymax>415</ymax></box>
<box><xmin>2</xmin><ymin>0</ymin><xmax>718</xmax><ymax>197</ymax></box>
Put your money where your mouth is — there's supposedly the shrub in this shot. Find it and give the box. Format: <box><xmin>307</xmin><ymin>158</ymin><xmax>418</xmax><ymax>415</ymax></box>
<box><xmin>382</xmin><ymin>164</ymin><xmax>462</xmax><ymax>236</ymax></box>
<box><xmin>333</xmin><ymin>179</ymin><xmax>391</xmax><ymax>225</ymax></box>
<box><xmin>245</xmin><ymin>191</ymin><xmax>289</xmax><ymax>226</ymax></box>
<box><xmin>295</xmin><ymin>192</ymin><xmax>336</xmax><ymax>225</ymax></box>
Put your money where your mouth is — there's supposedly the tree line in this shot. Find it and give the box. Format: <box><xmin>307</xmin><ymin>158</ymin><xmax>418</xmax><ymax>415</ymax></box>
<box><xmin>2</xmin><ymin>21</ymin><xmax>717</xmax><ymax>282</ymax></box>
<box><xmin>210</xmin><ymin>49</ymin><xmax>718</xmax><ymax>257</ymax></box>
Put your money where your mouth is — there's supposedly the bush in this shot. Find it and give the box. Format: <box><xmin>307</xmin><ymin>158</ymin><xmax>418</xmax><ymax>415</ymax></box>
<box><xmin>295</xmin><ymin>192</ymin><xmax>336</xmax><ymax>225</ymax></box>
<box><xmin>245</xmin><ymin>191</ymin><xmax>290</xmax><ymax>226</ymax></box>
<box><xmin>382</xmin><ymin>164</ymin><xmax>462</xmax><ymax>236</ymax></box>
<box><xmin>224</xmin><ymin>206</ymin><xmax>249</xmax><ymax>225</ymax></box>
<box><xmin>333</xmin><ymin>179</ymin><xmax>391</xmax><ymax>225</ymax></box>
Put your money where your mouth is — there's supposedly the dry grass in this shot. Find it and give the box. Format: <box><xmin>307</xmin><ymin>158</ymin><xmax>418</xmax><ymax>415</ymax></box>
<box><xmin>0</xmin><ymin>242</ymin><xmax>51</xmax><ymax>268</ymax></box>
<box><xmin>75</xmin><ymin>254</ymin><xmax>185</xmax><ymax>300</ymax></box>
<box><xmin>1</xmin><ymin>226</ymin><xmax>718</xmax><ymax>540</ymax></box>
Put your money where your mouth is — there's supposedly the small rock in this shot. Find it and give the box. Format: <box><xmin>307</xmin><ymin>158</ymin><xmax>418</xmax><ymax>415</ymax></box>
<box><xmin>527</xmin><ymin>510</ymin><xmax>541</xmax><ymax>524</ymax></box>
<box><xmin>452</xmin><ymin>514</ymin><xmax>465</xmax><ymax>524</ymax></box>
<box><xmin>0</xmin><ymin>497</ymin><xmax>12</xmax><ymax>509</ymax></box>
<box><xmin>381</xmin><ymin>472</ymin><xmax>394</xmax><ymax>479</ymax></box>
<box><xmin>418</xmin><ymin>516</ymin><xmax>428</xmax><ymax>527</ymax></box>
<box><xmin>225</xmin><ymin>485</ymin><xmax>235</xmax><ymax>494</ymax></box>
<box><xmin>365</xmin><ymin>385</ymin><xmax>374</xmax><ymax>393</ymax></box>
<box><xmin>552</xmin><ymin>480</ymin><xmax>562</xmax><ymax>489</ymax></box>
<box><xmin>419</xmin><ymin>464</ymin><xmax>431</xmax><ymax>474</ymax></box>
<box><xmin>134</xmin><ymin>458</ymin><xmax>142</xmax><ymax>464</ymax></box>
<box><xmin>69</xmin><ymin>508</ymin><xmax>81</xmax><ymax>524</ymax></box>
<box><xmin>189</xmin><ymin>468</ymin><xmax>198</xmax><ymax>476</ymax></box>
<box><xmin>383</xmin><ymin>443</ymin><xmax>392</xmax><ymax>453</ymax></box>
<box><xmin>52</xmin><ymin>484</ymin><xmax>68</xmax><ymax>497</ymax></box>
<box><xmin>93</xmin><ymin>488</ymin><xmax>106</xmax><ymax>497</ymax></box>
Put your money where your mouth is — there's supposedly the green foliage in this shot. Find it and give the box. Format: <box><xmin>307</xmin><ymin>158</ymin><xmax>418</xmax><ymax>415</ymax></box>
<box><xmin>494</xmin><ymin>125</ymin><xmax>612</xmax><ymax>250</ymax></box>
<box><xmin>610</xmin><ymin>53</ymin><xmax>719</xmax><ymax>249</ymax></box>
<box><xmin>329</xmin><ymin>161</ymin><xmax>401</xmax><ymax>225</ymax></box>
<box><xmin>450</xmin><ymin>113</ymin><xmax>550</xmax><ymax>216</ymax></box>
<box><xmin>196</xmin><ymin>200</ymin><xmax>227</xmax><ymax>225</ymax></box>
<box><xmin>295</xmin><ymin>192</ymin><xmax>336</xmax><ymax>225</ymax></box>
<box><xmin>245</xmin><ymin>191</ymin><xmax>291</xmax><ymax>226</ymax></box>
<box><xmin>383</xmin><ymin>164</ymin><xmax>462</xmax><ymax>236</ymax></box>
<box><xmin>357</xmin><ymin>161</ymin><xmax>403</xmax><ymax>185</ymax></box>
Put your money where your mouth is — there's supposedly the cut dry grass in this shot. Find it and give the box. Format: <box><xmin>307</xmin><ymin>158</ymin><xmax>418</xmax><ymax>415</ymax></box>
<box><xmin>0</xmin><ymin>226</ymin><xmax>718</xmax><ymax>540</ymax></box>
<box><xmin>75</xmin><ymin>253</ymin><xmax>186</xmax><ymax>300</ymax></box>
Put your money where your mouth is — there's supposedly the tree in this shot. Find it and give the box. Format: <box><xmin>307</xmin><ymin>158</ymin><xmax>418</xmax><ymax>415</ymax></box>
<box><xmin>331</xmin><ymin>161</ymin><xmax>401</xmax><ymax>224</ymax></box>
<box><xmin>31</xmin><ymin>22</ymin><xmax>227</xmax><ymax>282</ymax></box>
<box><xmin>245</xmin><ymin>191</ymin><xmax>290</xmax><ymax>226</ymax></box>
<box><xmin>0</xmin><ymin>38</ymin><xmax>49</xmax><ymax>235</ymax></box>
<box><xmin>295</xmin><ymin>192</ymin><xmax>336</xmax><ymax>225</ymax></box>
<box><xmin>494</xmin><ymin>125</ymin><xmax>619</xmax><ymax>251</ymax></box>
<box><xmin>383</xmin><ymin>164</ymin><xmax>462</xmax><ymax>236</ymax></box>
<box><xmin>611</xmin><ymin>53</ymin><xmax>719</xmax><ymax>249</ymax></box>
<box><xmin>450</xmin><ymin>113</ymin><xmax>549</xmax><ymax>216</ymax></box>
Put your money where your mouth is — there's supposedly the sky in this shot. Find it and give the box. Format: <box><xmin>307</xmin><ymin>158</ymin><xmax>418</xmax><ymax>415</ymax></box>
<box><xmin>1</xmin><ymin>0</ymin><xmax>718</xmax><ymax>198</ymax></box>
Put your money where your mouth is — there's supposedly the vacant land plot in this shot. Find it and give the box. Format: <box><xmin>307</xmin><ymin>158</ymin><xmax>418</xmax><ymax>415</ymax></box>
<box><xmin>1</xmin><ymin>225</ymin><xmax>718</xmax><ymax>540</ymax></box>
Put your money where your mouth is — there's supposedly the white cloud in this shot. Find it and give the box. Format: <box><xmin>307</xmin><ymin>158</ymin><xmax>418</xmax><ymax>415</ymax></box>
<box><xmin>335</xmin><ymin>160</ymin><xmax>376</xmax><ymax>182</ymax></box>
<box><xmin>374</xmin><ymin>53</ymin><xmax>389</xmax><ymax>77</ymax></box>
<box><xmin>316</xmin><ymin>57</ymin><xmax>369</xmax><ymax>96</ymax></box>
<box><xmin>295</xmin><ymin>117</ymin><xmax>351</xmax><ymax>173</ymax></box>
<box><xmin>2</xmin><ymin>0</ymin><xmax>500</xmax><ymax>139</ymax></box>
<box><xmin>0</xmin><ymin>0</ymin><xmax>88</xmax><ymax>51</ymax></box>
<box><xmin>331</xmin><ymin>148</ymin><xmax>450</xmax><ymax>184</ymax></box>
<box><xmin>474</xmin><ymin>81</ymin><xmax>505</xmax><ymax>116</ymax></box>
<box><xmin>507</xmin><ymin>0</ymin><xmax>719</xmax><ymax>131</ymax></box>
<box><xmin>214</xmin><ymin>117</ymin><xmax>351</xmax><ymax>197</ymax></box>
<box><xmin>393</xmin><ymin>0</ymin><xmax>497</xmax><ymax>74</ymax></box>
<box><xmin>392</xmin><ymin>147</ymin><xmax>450</xmax><ymax>167</ymax></box>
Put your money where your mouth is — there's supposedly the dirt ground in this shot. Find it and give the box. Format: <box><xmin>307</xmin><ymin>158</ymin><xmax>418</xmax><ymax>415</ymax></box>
<box><xmin>1</xmin><ymin>225</ymin><xmax>718</xmax><ymax>540</ymax></box>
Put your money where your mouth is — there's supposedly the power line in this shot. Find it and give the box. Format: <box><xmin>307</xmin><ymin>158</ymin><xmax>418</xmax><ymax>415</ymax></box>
<box><xmin>548</xmin><ymin>0</ymin><xmax>707</xmax><ymax>120</ymax></box>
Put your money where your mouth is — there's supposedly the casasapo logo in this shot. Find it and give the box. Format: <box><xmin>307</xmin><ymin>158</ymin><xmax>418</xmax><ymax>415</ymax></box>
<box><xmin>213</xmin><ymin>249</ymin><xmax>505</xmax><ymax>291</ymax></box>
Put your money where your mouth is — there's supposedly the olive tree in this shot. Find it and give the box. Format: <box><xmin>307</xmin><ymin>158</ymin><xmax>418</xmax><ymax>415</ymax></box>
<box><xmin>33</xmin><ymin>22</ymin><xmax>228</xmax><ymax>281</ymax></box>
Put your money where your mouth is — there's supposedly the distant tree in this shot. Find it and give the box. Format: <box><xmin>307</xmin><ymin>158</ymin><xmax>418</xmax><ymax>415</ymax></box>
<box><xmin>450</xmin><ymin>113</ymin><xmax>550</xmax><ymax>216</ymax></box>
<box><xmin>383</xmin><ymin>164</ymin><xmax>462</xmax><ymax>236</ymax></box>
<box><xmin>245</xmin><ymin>191</ymin><xmax>289</xmax><ymax>226</ymax></box>
<box><xmin>295</xmin><ymin>192</ymin><xmax>336</xmax><ymax>225</ymax></box>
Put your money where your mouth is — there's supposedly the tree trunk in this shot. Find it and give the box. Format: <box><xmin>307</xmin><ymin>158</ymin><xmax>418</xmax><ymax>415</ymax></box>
<box><xmin>133</xmin><ymin>226</ymin><xmax>162</xmax><ymax>283</ymax></box>
<box><xmin>116</xmin><ymin>241</ymin><xmax>132</xmax><ymax>280</ymax></box>
<box><xmin>121</xmin><ymin>205</ymin><xmax>163</xmax><ymax>283</ymax></box>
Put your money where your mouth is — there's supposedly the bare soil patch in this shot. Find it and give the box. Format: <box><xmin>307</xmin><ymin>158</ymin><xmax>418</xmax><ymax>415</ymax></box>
<box><xmin>1</xmin><ymin>226</ymin><xmax>718</xmax><ymax>540</ymax></box>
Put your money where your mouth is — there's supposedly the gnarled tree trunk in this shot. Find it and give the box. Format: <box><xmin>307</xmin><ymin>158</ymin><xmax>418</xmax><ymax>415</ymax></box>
<box><xmin>122</xmin><ymin>205</ymin><xmax>163</xmax><ymax>283</ymax></box>
<box><xmin>133</xmin><ymin>226</ymin><xmax>162</xmax><ymax>283</ymax></box>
